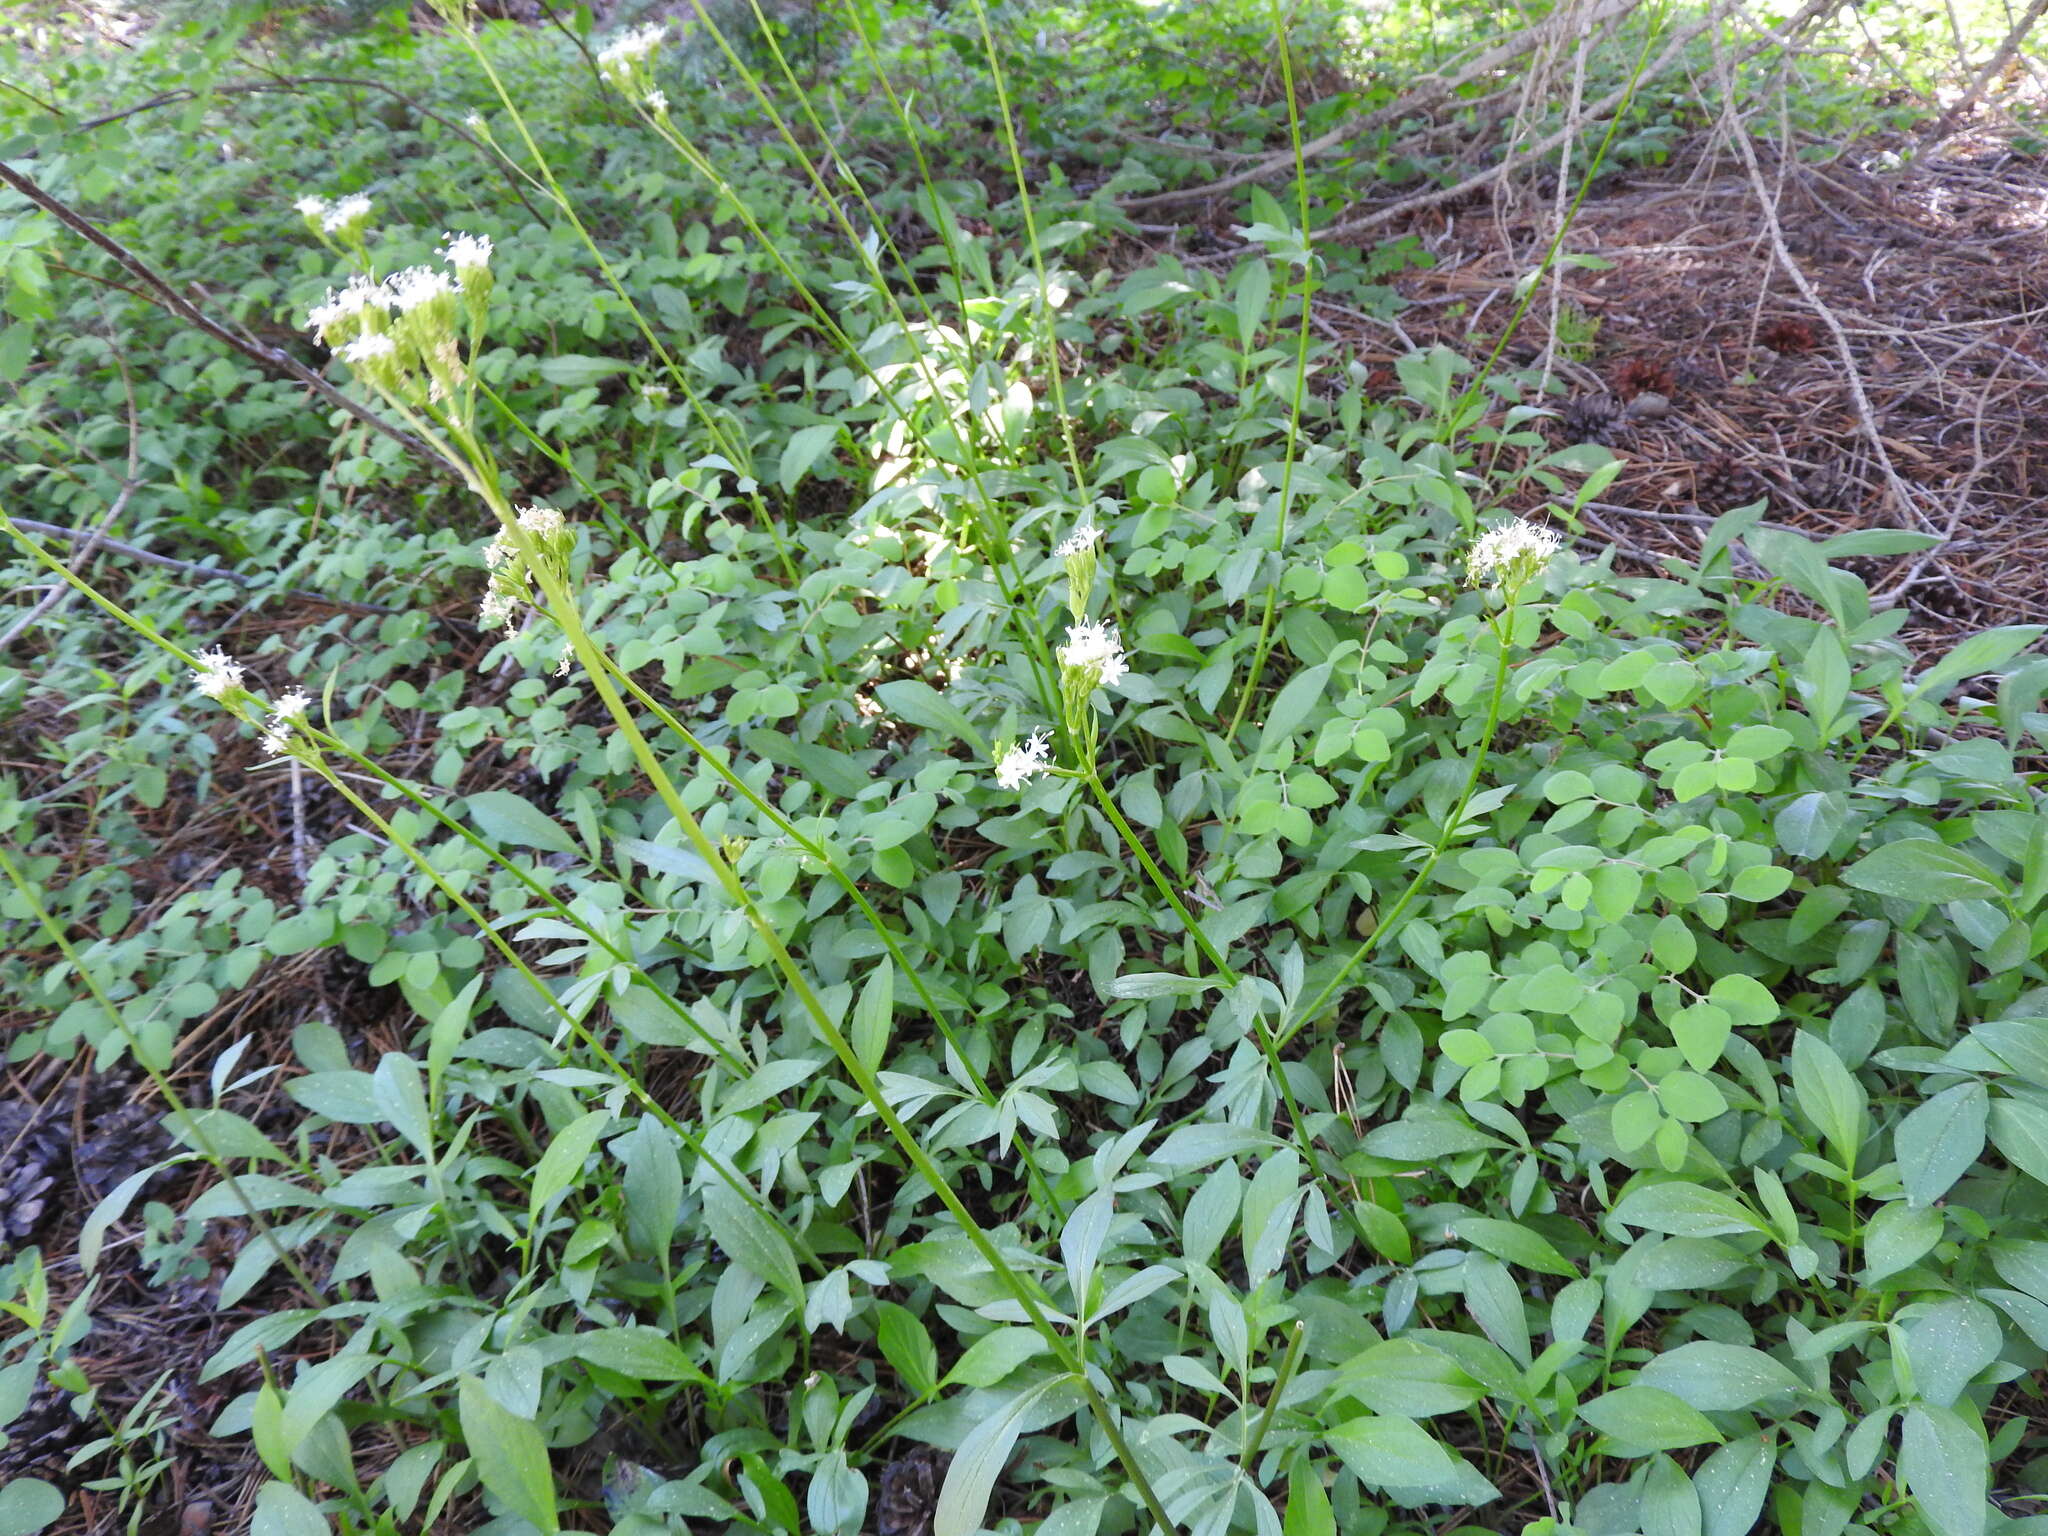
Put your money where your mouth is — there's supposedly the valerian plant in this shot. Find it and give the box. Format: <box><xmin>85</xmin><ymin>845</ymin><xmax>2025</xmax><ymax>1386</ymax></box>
<box><xmin>2</xmin><ymin>4</ymin><xmax>2047</xmax><ymax>1536</ymax></box>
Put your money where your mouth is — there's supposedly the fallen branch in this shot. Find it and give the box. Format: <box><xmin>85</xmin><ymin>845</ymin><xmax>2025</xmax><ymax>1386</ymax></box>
<box><xmin>1</xmin><ymin>517</ymin><xmax>407</xmax><ymax>622</ymax></box>
<box><xmin>0</xmin><ymin>364</ymin><xmax>142</xmax><ymax>650</ymax></box>
<box><xmin>1916</xmin><ymin>0</ymin><xmax>2048</xmax><ymax>147</ymax></box>
<box><xmin>1316</xmin><ymin>0</ymin><xmax>1747</xmax><ymax>241</ymax></box>
<box><xmin>1714</xmin><ymin>24</ymin><xmax>1929</xmax><ymax>530</ymax></box>
<box><xmin>0</xmin><ymin>161</ymin><xmax>448</xmax><ymax>474</ymax></box>
<box><xmin>1118</xmin><ymin>0</ymin><xmax>1649</xmax><ymax>213</ymax></box>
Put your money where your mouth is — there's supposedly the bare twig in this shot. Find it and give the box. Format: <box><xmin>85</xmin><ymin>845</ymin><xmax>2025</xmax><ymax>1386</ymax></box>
<box><xmin>1917</xmin><ymin>0</ymin><xmax>2048</xmax><ymax>146</ymax></box>
<box><xmin>0</xmin><ymin>161</ymin><xmax>446</xmax><ymax>472</ymax></box>
<box><xmin>0</xmin><ymin>363</ymin><xmax>142</xmax><ymax>650</ymax></box>
<box><xmin>1119</xmin><ymin>0</ymin><xmax>1651</xmax><ymax>213</ymax></box>
<box><xmin>1714</xmin><ymin>34</ymin><xmax>1930</xmax><ymax>528</ymax></box>
<box><xmin>1</xmin><ymin>517</ymin><xmax>407</xmax><ymax>621</ymax></box>
<box><xmin>1317</xmin><ymin>0</ymin><xmax>1755</xmax><ymax>242</ymax></box>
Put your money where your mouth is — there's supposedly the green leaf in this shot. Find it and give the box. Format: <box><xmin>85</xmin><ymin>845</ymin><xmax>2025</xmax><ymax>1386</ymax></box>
<box><xmin>1789</xmin><ymin>1031</ymin><xmax>1866</xmax><ymax>1166</ymax></box>
<box><xmin>1901</xmin><ymin>1299</ymin><xmax>2001</xmax><ymax>1408</ymax></box>
<box><xmin>457</xmin><ymin>1375</ymin><xmax>558</xmax><ymax>1533</ymax></box>
<box><xmin>1450</xmin><ymin>1217</ymin><xmax>1576</xmax><ymax>1277</ymax></box>
<box><xmin>1610</xmin><ymin>1182</ymin><xmax>1767</xmax><ymax>1238</ymax></box>
<box><xmin>0</xmin><ymin>1480</ymin><xmax>64</xmax><ymax>1536</ymax></box>
<box><xmin>1578</xmin><ymin>1386</ymin><xmax>1725</xmax><ymax>1452</ymax></box>
<box><xmin>1774</xmin><ymin>792</ymin><xmax>1847</xmax><ymax>860</ymax></box>
<box><xmin>1899</xmin><ymin>1403</ymin><xmax>1988</xmax><ymax>1536</ymax></box>
<box><xmin>1105</xmin><ymin>971</ymin><xmax>1219</xmax><ymax>1001</ymax></box>
<box><xmin>1841</xmin><ymin>838</ymin><xmax>2005</xmax><ymax>903</ymax></box>
<box><xmin>944</xmin><ymin>1326</ymin><xmax>1047</xmax><ymax>1388</ymax></box>
<box><xmin>1284</xmin><ymin>1458</ymin><xmax>1337</xmax><ymax>1536</ymax></box>
<box><xmin>1257</xmin><ymin>660</ymin><xmax>1333</xmax><ymax>754</ymax></box>
<box><xmin>1989</xmin><ymin>1096</ymin><xmax>2048</xmax><ymax>1188</ymax></box>
<box><xmin>1862</xmin><ymin>1201</ymin><xmax>1945</xmax><ymax>1283</ymax></box>
<box><xmin>537</xmin><ymin>354</ymin><xmax>630</xmax><ymax>387</ymax></box>
<box><xmin>876</xmin><ymin>1301</ymin><xmax>939</xmax><ymax>1397</ymax></box>
<box><xmin>778</xmin><ymin>422</ymin><xmax>841</xmax><ymax>491</ymax></box>
<box><xmin>1636</xmin><ymin>1342</ymin><xmax>1806</xmax><ymax>1410</ymax></box>
<box><xmin>1895</xmin><ymin>1081</ymin><xmax>1987</xmax><ymax>1207</ymax></box>
<box><xmin>853</xmin><ymin>960</ymin><xmax>894</xmax><ymax>1074</ymax></box>
<box><xmin>1325</xmin><ymin>1414</ymin><xmax>1460</xmax><ymax>1487</ymax></box>
<box><xmin>874</xmin><ymin>680</ymin><xmax>985</xmax><ymax>755</ymax></box>
<box><xmin>1695</xmin><ymin>1435</ymin><xmax>1777</xmax><ymax>1536</ymax></box>
<box><xmin>701</xmin><ymin>1183</ymin><xmax>806</xmax><ymax>1306</ymax></box>
<box><xmin>934</xmin><ymin>1377</ymin><xmax>1062</xmax><ymax>1536</ymax></box>
<box><xmin>573</xmin><ymin>1326</ymin><xmax>713</xmax><ymax>1385</ymax></box>
<box><xmin>528</xmin><ymin>1109</ymin><xmax>610</xmax><ymax>1222</ymax></box>
<box><xmin>465</xmin><ymin>790</ymin><xmax>580</xmax><ymax>856</ymax></box>
<box><xmin>1910</xmin><ymin>625</ymin><xmax>2046</xmax><ymax>703</ymax></box>
<box><xmin>250</xmin><ymin>1483</ymin><xmax>328</xmax><ymax>1536</ymax></box>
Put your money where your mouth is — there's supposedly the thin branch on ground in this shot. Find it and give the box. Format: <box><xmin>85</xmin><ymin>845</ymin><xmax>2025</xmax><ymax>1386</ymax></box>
<box><xmin>1</xmin><ymin>517</ymin><xmax>410</xmax><ymax>622</ymax></box>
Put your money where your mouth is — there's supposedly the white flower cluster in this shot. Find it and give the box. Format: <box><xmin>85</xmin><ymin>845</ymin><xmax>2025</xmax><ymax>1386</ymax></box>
<box><xmin>297</xmin><ymin>193</ymin><xmax>374</xmax><ymax>238</ymax></box>
<box><xmin>597</xmin><ymin>23</ymin><xmax>664</xmax><ymax>87</ymax></box>
<box><xmin>646</xmin><ymin>89</ymin><xmax>669</xmax><ymax>116</ymax></box>
<box><xmin>440</xmin><ymin>231</ymin><xmax>493</xmax><ymax>281</ymax></box>
<box><xmin>1467</xmin><ymin>518</ymin><xmax>1563</xmax><ymax>592</ymax></box>
<box><xmin>191</xmin><ymin>646</ymin><xmax>243</xmax><ymax>700</ymax></box>
<box><xmin>1056</xmin><ymin>524</ymin><xmax>1101</xmax><ymax>559</ymax></box>
<box><xmin>995</xmin><ymin>730</ymin><xmax>1052</xmax><ymax>790</ymax></box>
<box><xmin>261</xmin><ymin>688</ymin><xmax>310</xmax><ymax>756</ymax></box>
<box><xmin>1058</xmin><ymin>620</ymin><xmax>1128</xmax><ymax>690</ymax></box>
<box><xmin>306</xmin><ymin>235</ymin><xmax>493</xmax><ymax>344</ymax></box>
<box><xmin>479</xmin><ymin>507</ymin><xmax>570</xmax><ymax>631</ymax></box>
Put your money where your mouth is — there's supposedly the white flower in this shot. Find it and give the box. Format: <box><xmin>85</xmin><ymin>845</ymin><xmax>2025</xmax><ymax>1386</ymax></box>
<box><xmin>294</xmin><ymin>195</ymin><xmax>326</xmax><ymax>219</ymax></box>
<box><xmin>1056</xmin><ymin>523</ymin><xmax>1102</xmax><ymax>559</ymax></box>
<box><xmin>440</xmin><ymin>231</ymin><xmax>493</xmax><ymax>276</ymax></box>
<box><xmin>272</xmin><ymin>688</ymin><xmax>310</xmax><ymax>721</ymax></box>
<box><xmin>484</xmin><ymin>532</ymin><xmax>516</xmax><ymax>568</ymax></box>
<box><xmin>995</xmin><ymin>730</ymin><xmax>1053</xmax><ymax>790</ymax></box>
<box><xmin>464</xmin><ymin>112</ymin><xmax>486</xmax><ymax>132</ymax></box>
<box><xmin>646</xmin><ymin>88</ymin><xmax>668</xmax><ymax>115</ymax></box>
<box><xmin>480</xmin><ymin>586</ymin><xmax>518</xmax><ymax>630</ymax></box>
<box><xmin>597</xmin><ymin>22</ymin><xmax>664</xmax><ymax>82</ymax></box>
<box><xmin>320</xmin><ymin>193</ymin><xmax>373</xmax><ymax>235</ymax></box>
<box><xmin>340</xmin><ymin>333</ymin><xmax>397</xmax><ymax>365</ymax></box>
<box><xmin>386</xmin><ymin>266</ymin><xmax>454</xmax><ymax>312</ymax></box>
<box><xmin>307</xmin><ymin>274</ymin><xmax>389</xmax><ymax>338</ymax></box>
<box><xmin>1059</xmin><ymin>620</ymin><xmax>1128</xmax><ymax>689</ymax></box>
<box><xmin>1467</xmin><ymin>518</ymin><xmax>1563</xmax><ymax>589</ymax></box>
<box><xmin>191</xmin><ymin>646</ymin><xmax>243</xmax><ymax>700</ymax></box>
<box><xmin>518</xmin><ymin>504</ymin><xmax>564</xmax><ymax>536</ymax></box>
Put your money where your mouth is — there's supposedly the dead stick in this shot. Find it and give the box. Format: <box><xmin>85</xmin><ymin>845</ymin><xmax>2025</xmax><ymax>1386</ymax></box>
<box><xmin>1119</xmin><ymin>5</ymin><xmax>1647</xmax><ymax>213</ymax></box>
<box><xmin>2</xmin><ymin>517</ymin><xmax>406</xmax><ymax>620</ymax></box>
<box><xmin>0</xmin><ymin>161</ymin><xmax>445</xmax><ymax>473</ymax></box>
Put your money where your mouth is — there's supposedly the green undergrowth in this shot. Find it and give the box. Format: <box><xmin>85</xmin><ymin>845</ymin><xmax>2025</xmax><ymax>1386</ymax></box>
<box><xmin>3</xmin><ymin>4</ymin><xmax>2048</xmax><ymax>1536</ymax></box>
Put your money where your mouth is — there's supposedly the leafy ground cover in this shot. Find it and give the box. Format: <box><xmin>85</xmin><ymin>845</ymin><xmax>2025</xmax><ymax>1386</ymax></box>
<box><xmin>3</xmin><ymin>2</ymin><xmax>2048</xmax><ymax>1534</ymax></box>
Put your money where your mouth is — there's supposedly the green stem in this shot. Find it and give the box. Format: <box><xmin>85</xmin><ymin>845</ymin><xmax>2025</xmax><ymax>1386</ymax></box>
<box><xmin>1083</xmin><ymin>768</ymin><xmax>1367</xmax><ymax>1252</ymax></box>
<box><xmin>1240</xmin><ymin>1319</ymin><xmax>1306</xmax><ymax>1472</ymax></box>
<box><xmin>1224</xmin><ymin>13</ymin><xmax>1317</xmax><ymax>742</ymax></box>
<box><xmin>592</xmin><ymin>650</ymin><xmax>1070</xmax><ymax>1228</ymax></box>
<box><xmin>1276</xmin><ymin>600</ymin><xmax>1521</xmax><ymax>1053</ymax></box>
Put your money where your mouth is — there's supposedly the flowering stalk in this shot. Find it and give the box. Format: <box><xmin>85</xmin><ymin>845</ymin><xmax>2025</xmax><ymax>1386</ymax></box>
<box><xmin>1223</xmin><ymin>15</ymin><xmax>1316</xmax><ymax>745</ymax></box>
<box><xmin>1275</xmin><ymin>519</ymin><xmax>1559</xmax><ymax>1053</ymax></box>
<box><xmin>611</xmin><ymin>47</ymin><xmax>1062</xmax><ymax>718</ymax></box>
<box><xmin>290</xmin><ymin>173</ymin><xmax>1163</xmax><ymax>1516</ymax></box>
